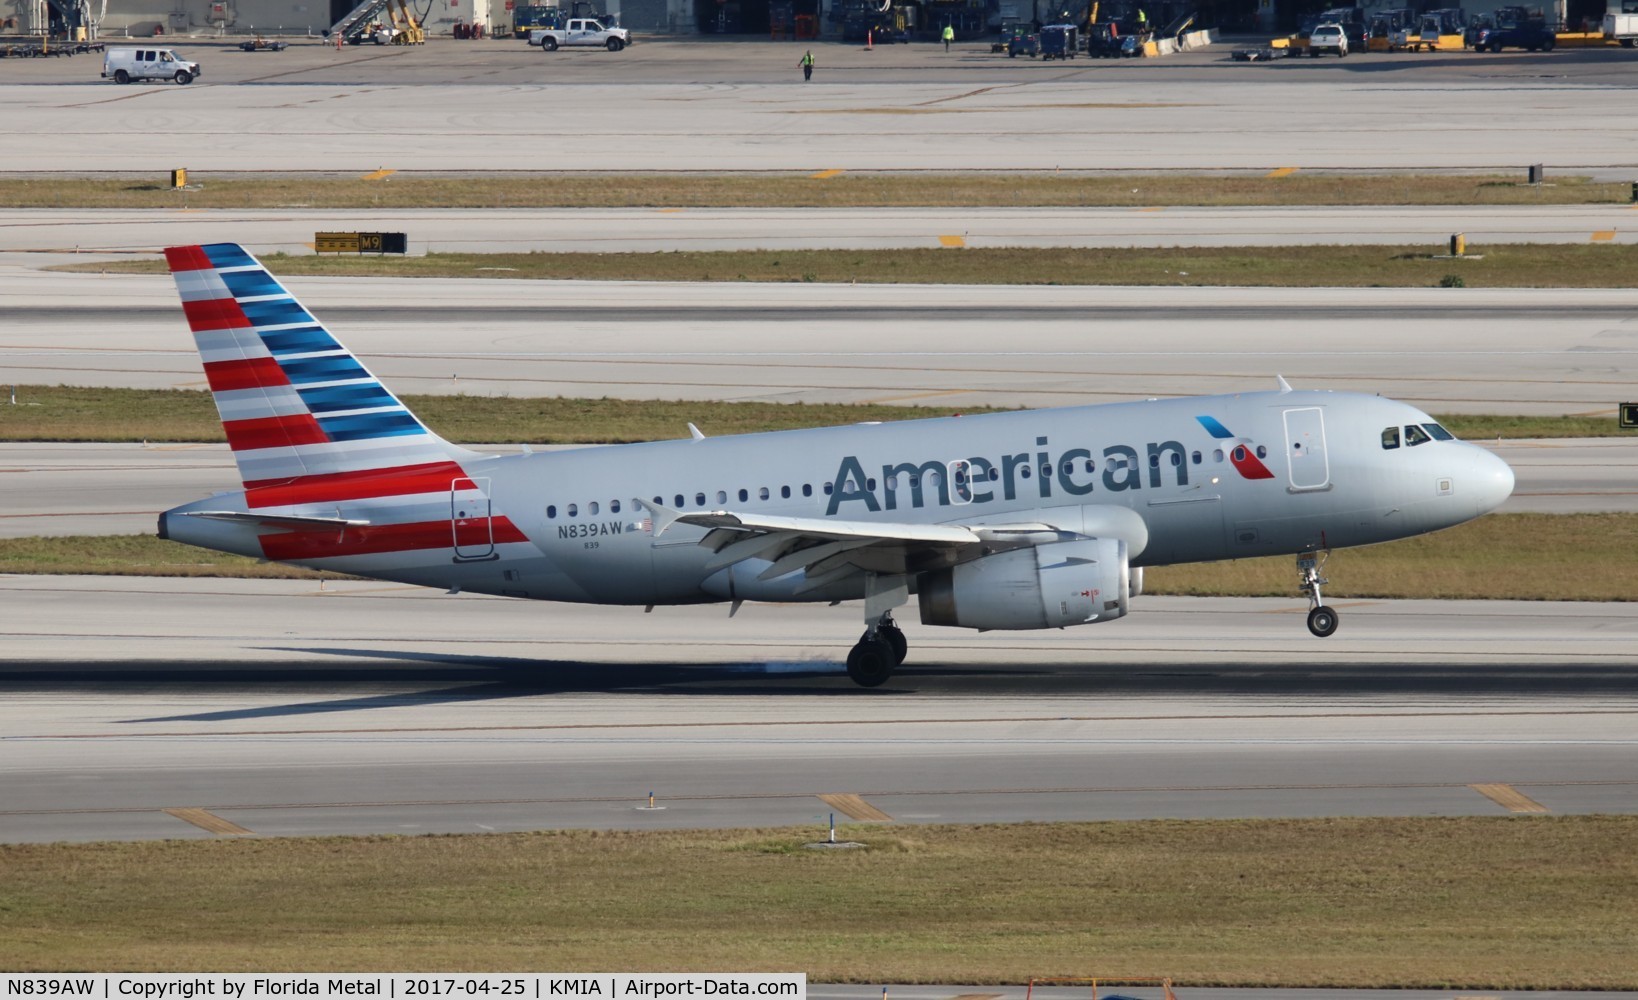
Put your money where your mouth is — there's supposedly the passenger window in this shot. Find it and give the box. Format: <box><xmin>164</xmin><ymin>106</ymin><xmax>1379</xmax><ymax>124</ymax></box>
<box><xmin>1255</xmin><ymin>445</ymin><xmax>1267</xmax><ymax>458</ymax></box>
<box><xmin>1191</xmin><ymin>451</ymin><xmax>1201</xmax><ymax>464</ymax></box>
<box><xmin>781</xmin><ymin>485</ymin><xmax>791</xmax><ymax>499</ymax></box>
<box><xmin>1084</xmin><ymin>459</ymin><xmax>1096</xmax><ymax>473</ymax></box>
<box><xmin>567</xmin><ymin>503</ymin><xmax>578</xmax><ymax>517</ymax></box>
<box><xmin>1423</xmin><ymin>423</ymin><xmax>1454</xmax><ymax>441</ymax></box>
<box><xmin>738</xmin><ymin>489</ymin><xmax>748</xmax><ymax>502</ymax></box>
<box><xmin>1405</xmin><ymin>425</ymin><xmax>1432</xmax><ymax>447</ymax></box>
<box><xmin>546</xmin><ymin>505</ymin><xmax>557</xmax><ymax>518</ymax></box>
<box><xmin>588</xmin><ymin>501</ymin><xmax>599</xmax><ymax>515</ymax></box>
<box><xmin>1213</xmin><ymin>449</ymin><xmax>1224</xmax><ymax>462</ymax></box>
<box><xmin>1149</xmin><ymin>454</ymin><xmax>1160</xmax><ymax>468</ymax></box>
<box><xmin>1171</xmin><ymin>452</ymin><xmax>1182</xmax><ymax>466</ymax></box>
<box><xmin>823</xmin><ymin>482</ymin><xmax>833</xmax><ymax>495</ymax></box>
<box><xmin>610</xmin><ymin>499</ymin><xmax>620</xmax><ymax>514</ymax></box>
<box><xmin>1020</xmin><ymin>465</ymin><xmax>1031</xmax><ymax>479</ymax></box>
<box><xmin>695</xmin><ymin>492</ymin><xmax>706</xmax><ymax>507</ymax></box>
<box><xmin>759</xmin><ymin>486</ymin><xmax>770</xmax><ymax>500</ymax></box>
<box><xmin>867</xmin><ymin>478</ymin><xmax>877</xmax><ymax>490</ymax></box>
<box><xmin>716</xmin><ymin>490</ymin><xmax>727</xmax><ymax>504</ymax></box>
<box><xmin>1382</xmin><ymin>426</ymin><xmax>1400</xmax><ymax>449</ymax></box>
<box><xmin>802</xmin><ymin>484</ymin><xmax>812</xmax><ymax>497</ymax></box>
<box><xmin>652</xmin><ymin>496</ymin><xmax>663</xmax><ymax>504</ymax></box>
<box><xmin>673</xmin><ymin>494</ymin><xmax>684</xmax><ymax>507</ymax></box>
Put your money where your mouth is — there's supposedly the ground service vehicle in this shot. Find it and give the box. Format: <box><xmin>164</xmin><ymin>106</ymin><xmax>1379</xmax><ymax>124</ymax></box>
<box><xmin>1087</xmin><ymin>20</ymin><xmax>1124</xmax><ymax>55</ymax></box>
<box><xmin>1007</xmin><ymin>25</ymin><xmax>1040</xmax><ymax>55</ymax></box>
<box><xmin>530</xmin><ymin>18</ymin><xmax>630</xmax><ymax>49</ymax></box>
<box><xmin>157</xmin><ymin>242</ymin><xmax>1514</xmax><ymax>688</ymax></box>
<box><xmin>1606</xmin><ymin>0</ymin><xmax>1638</xmax><ymax>45</ymax></box>
<box><xmin>1311</xmin><ymin>6</ymin><xmax>1367</xmax><ymax>49</ymax></box>
<box><xmin>101</xmin><ymin>46</ymin><xmax>199</xmax><ymax>83</ymax></box>
<box><xmin>1472</xmin><ymin>6</ymin><xmax>1554</xmax><ymax>49</ymax></box>
<box><xmin>238</xmin><ymin>37</ymin><xmax>288</xmax><ymax>51</ymax></box>
<box><xmin>1309</xmin><ymin>22</ymin><xmax>1348</xmax><ymax>53</ymax></box>
<box><xmin>512</xmin><ymin>3</ymin><xmax>567</xmax><ymax>36</ymax></box>
<box><xmin>1040</xmin><ymin>23</ymin><xmax>1078</xmax><ymax>58</ymax></box>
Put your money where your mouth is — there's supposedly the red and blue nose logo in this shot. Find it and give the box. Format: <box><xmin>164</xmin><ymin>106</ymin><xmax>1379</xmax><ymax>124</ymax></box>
<box><xmin>1197</xmin><ymin>415</ymin><xmax>1276</xmax><ymax>480</ymax></box>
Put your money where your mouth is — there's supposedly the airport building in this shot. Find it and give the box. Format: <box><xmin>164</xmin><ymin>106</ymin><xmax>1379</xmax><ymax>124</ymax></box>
<box><xmin>0</xmin><ymin>0</ymin><xmax>1603</xmax><ymax>43</ymax></box>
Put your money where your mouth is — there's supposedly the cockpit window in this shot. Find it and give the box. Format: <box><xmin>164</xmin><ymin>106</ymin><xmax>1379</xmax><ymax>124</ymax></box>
<box><xmin>1381</xmin><ymin>426</ymin><xmax>1400</xmax><ymax>450</ymax></box>
<box><xmin>1404</xmin><ymin>424</ymin><xmax>1432</xmax><ymax>446</ymax></box>
<box><xmin>1422</xmin><ymin>423</ymin><xmax>1454</xmax><ymax>441</ymax></box>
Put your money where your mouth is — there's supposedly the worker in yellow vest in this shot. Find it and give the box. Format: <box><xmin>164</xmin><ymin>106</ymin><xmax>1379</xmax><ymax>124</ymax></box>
<box><xmin>942</xmin><ymin>23</ymin><xmax>955</xmax><ymax>50</ymax></box>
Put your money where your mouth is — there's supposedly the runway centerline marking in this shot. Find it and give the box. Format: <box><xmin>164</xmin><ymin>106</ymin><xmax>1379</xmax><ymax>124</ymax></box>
<box><xmin>1469</xmin><ymin>783</ymin><xmax>1550</xmax><ymax>813</ymax></box>
<box><xmin>163</xmin><ymin>807</ymin><xmax>255</xmax><ymax>836</ymax></box>
<box><xmin>817</xmin><ymin>793</ymin><xmax>893</xmax><ymax>822</ymax></box>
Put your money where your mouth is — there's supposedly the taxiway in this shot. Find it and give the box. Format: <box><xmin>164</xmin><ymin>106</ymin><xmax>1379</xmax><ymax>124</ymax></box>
<box><xmin>1</xmin><ymin>576</ymin><xmax>1635</xmax><ymax>843</ymax></box>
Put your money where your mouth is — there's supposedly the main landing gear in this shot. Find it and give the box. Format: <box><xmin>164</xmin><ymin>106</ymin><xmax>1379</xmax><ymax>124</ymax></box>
<box><xmin>1298</xmin><ymin>551</ymin><xmax>1339</xmax><ymax>637</ymax></box>
<box><xmin>846</xmin><ymin>612</ymin><xmax>908</xmax><ymax>688</ymax></box>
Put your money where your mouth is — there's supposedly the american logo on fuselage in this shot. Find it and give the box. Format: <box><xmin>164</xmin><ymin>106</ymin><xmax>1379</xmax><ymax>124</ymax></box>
<box><xmin>826</xmin><ymin>433</ymin><xmax>1207</xmax><ymax>517</ymax></box>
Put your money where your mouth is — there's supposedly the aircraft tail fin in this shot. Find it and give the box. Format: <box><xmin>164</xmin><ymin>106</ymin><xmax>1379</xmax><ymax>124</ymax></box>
<box><xmin>165</xmin><ymin>243</ymin><xmax>477</xmax><ymax>493</ymax></box>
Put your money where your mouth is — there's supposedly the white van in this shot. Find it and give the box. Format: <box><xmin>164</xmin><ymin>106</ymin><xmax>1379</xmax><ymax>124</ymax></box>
<box><xmin>101</xmin><ymin>47</ymin><xmax>201</xmax><ymax>85</ymax></box>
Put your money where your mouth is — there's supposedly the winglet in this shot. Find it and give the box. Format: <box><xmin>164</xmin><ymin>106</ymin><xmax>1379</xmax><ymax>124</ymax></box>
<box><xmin>688</xmin><ymin>423</ymin><xmax>706</xmax><ymax>441</ymax></box>
<box><xmin>1276</xmin><ymin>374</ymin><xmax>1293</xmax><ymax>393</ymax></box>
<box><xmin>635</xmin><ymin>497</ymin><xmax>685</xmax><ymax>536</ymax></box>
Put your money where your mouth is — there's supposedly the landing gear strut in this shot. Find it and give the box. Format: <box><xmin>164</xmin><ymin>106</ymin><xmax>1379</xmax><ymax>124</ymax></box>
<box><xmin>846</xmin><ymin>612</ymin><xmax>906</xmax><ymax>687</ymax></box>
<box><xmin>1299</xmin><ymin>551</ymin><xmax>1338</xmax><ymax>637</ymax></box>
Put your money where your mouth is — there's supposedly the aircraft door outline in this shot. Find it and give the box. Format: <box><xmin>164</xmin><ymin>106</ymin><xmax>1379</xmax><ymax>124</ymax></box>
<box><xmin>1283</xmin><ymin>407</ymin><xmax>1331</xmax><ymax>492</ymax></box>
<box><xmin>947</xmin><ymin>459</ymin><xmax>973</xmax><ymax>505</ymax></box>
<box><xmin>451</xmin><ymin>476</ymin><xmax>497</xmax><ymax>560</ymax></box>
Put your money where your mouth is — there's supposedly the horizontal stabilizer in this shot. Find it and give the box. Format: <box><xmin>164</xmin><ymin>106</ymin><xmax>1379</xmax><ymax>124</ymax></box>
<box><xmin>180</xmin><ymin>510</ymin><xmax>372</xmax><ymax>529</ymax></box>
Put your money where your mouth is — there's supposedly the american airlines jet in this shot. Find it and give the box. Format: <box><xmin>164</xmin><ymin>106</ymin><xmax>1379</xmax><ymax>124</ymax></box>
<box><xmin>158</xmin><ymin>243</ymin><xmax>1516</xmax><ymax>686</ymax></box>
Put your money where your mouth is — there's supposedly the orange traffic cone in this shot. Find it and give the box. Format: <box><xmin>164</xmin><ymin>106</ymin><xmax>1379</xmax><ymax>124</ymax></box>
<box><xmin>866</xmin><ymin>27</ymin><xmax>873</xmax><ymax>49</ymax></box>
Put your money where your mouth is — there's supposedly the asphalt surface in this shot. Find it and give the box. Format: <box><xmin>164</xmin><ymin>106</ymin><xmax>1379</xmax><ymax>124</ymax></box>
<box><xmin>6</xmin><ymin>271</ymin><xmax>1637</xmax><ymax>413</ymax></box>
<box><xmin>2</xmin><ymin>40</ymin><xmax>1637</xmax><ymax>171</ymax></box>
<box><xmin>2</xmin><ymin>577</ymin><xmax>1635</xmax><ymax>843</ymax></box>
<box><xmin>4</xmin><ymin>205</ymin><xmax>1636</xmax><ymax>254</ymax></box>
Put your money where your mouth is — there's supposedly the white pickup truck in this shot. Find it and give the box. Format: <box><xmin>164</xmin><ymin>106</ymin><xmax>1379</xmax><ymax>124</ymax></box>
<box><xmin>1605</xmin><ymin>0</ymin><xmax>1638</xmax><ymax>46</ymax></box>
<box><xmin>528</xmin><ymin>18</ymin><xmax>631</xmax><ymax>51</ymax></box>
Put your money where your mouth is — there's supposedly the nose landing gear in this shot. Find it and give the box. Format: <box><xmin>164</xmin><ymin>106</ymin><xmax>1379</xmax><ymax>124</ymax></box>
<box><xmin>1299</xmin><ymin>551</ymin><xmax>1339</xmax><ymax>637</ymax></box>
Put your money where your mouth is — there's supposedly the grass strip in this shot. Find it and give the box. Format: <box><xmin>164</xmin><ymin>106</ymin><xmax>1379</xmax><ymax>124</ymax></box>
<box><xmin>0</xmin><ymin>386</ymin><xmax>1623</xmax><ymax>444</ymax></box>
<box><xmin>61</xmin><ymin>243</ymin><xmax>1638</xmax><ymax>287</ymax></box>
<box><xmin>1142</xmin><ymin>512</ymin><xmax>1638</xmax><ymax>602</ymax></box>
<box><xmin>7</xmin><ymin>514</ymin><xmax>1636</xmax><ymax>601</ymax></box>
<box><xmin>0</xmin><ymin>533</ymin><xmax>326</xmax><ymax>580</ymax></box>
<box><xmin>4</xmin><ymin>172</ymin><xmax>1628</xmax><ymax>209</ymax></box>
<box><xmin>2</xmin><ymin>817</ymin><xmax>1635</xmax><ymax>984</ymax></box>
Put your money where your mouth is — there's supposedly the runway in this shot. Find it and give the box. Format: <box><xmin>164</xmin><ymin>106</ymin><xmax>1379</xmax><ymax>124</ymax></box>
<box><xmin>1</xmin><ymin>436</ymin><xmax>1630</xmax><ymax>539</ymax></box>
<box><xmin>1</xmin><ymin>575</ymin><xmax>1635</xmax><ymax>843</ymax></box>
<box><xmin>5</xmin><ymin>271</ymin><xmax>1637</xmax><ymax>413</ymax></box>
<box><xmin>2</xmin><ymin>42</ymin><xmax>1637</xmax><ymax>172</ymax></box>
<box><xmin>5</xmin><ymin>205</ymin><xmax>1636</xmax><ymax>255</ymax></box>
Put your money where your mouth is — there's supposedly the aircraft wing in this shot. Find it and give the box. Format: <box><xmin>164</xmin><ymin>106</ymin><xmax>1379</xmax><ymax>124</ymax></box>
<box><xmin>636</xmin><ymin>498</ymin><xmax>1116</xmax><ymax>594</ymax></box>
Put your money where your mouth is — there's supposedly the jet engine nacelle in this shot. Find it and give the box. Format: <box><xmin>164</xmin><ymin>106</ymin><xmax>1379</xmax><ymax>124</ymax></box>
<box><xmin>918</xmin><ymin>537</ymin><xmax>1130</xmax><ymax>630</ymax></box>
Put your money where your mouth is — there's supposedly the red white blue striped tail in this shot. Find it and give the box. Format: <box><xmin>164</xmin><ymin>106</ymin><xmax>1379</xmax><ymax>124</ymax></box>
<box><xmin>165</xmin><ymin>243</ymin><xmax>469</xmax><ymax>491</ymax></box>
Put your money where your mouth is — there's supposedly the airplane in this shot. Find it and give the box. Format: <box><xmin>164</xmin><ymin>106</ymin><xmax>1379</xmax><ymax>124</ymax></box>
<box><xmin>157</xmin><ymin>242</ymin><xmax>1516</xmax><ymax>687</ymax></box>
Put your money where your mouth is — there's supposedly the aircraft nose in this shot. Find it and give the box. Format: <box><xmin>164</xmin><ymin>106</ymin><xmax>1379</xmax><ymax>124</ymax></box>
<box><xmin>1466</xmin><ymin>445</ymin><xmax>1515</xmax><ymax>515</ymax></box>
